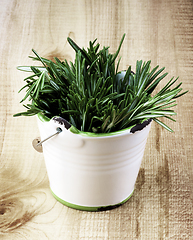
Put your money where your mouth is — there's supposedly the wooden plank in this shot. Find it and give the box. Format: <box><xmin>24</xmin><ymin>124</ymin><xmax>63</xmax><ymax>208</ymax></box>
<box><xmin>0</xmin><ymin>0</ymin><xmax>192</xmax><ymax>239</ymax></box>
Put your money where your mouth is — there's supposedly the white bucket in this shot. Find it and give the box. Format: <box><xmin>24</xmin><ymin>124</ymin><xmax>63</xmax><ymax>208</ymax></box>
<box><xmin>37</xmin><ymin>114</ymin><xmax>152</xmax><ymax>211</ymax></box>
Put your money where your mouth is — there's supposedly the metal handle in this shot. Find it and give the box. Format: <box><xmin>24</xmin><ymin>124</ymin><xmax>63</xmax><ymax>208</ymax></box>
<box><xmin>36</xmin><ymin>127</ymin><xmax>62</xmax><ymax>146</ymax></box>
<box><xmin>32</xmin><ymin>127</ymin><xmax>62</xmax><ymax>153</ymax></box>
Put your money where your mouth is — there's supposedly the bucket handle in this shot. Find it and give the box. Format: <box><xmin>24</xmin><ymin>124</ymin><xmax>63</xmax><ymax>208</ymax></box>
<box><xmin>33</xmin><ymin>116</ymin><xmax>84</xmax><ymax>152</ymax></box>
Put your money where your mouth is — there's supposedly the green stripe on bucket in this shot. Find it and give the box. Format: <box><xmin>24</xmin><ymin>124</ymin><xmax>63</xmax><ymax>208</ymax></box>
<box><xmin>50</xmin><ymin>189</ymin><xmax>134</xmax><ymax>211</ymax></box>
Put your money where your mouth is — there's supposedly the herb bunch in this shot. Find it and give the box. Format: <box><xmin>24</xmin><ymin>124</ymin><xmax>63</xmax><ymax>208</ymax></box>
<box><xmin>14</xmin><ymin>34</ymin><xmax>187</xmax><ymax>133</ymax></box>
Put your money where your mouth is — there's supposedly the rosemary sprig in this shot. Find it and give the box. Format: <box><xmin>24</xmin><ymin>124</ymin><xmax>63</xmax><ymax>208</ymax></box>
<box><xmin>14</xmin><ymin>35</ymin><xmax>188</xmax><ymax>133</ymax></box>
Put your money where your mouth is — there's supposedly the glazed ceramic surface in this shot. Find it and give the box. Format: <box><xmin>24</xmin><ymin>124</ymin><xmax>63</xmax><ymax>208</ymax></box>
<box><xmin>37</xmin><ymin>114</ymin><xmax>151</xmax><ymax>210</ymax></box>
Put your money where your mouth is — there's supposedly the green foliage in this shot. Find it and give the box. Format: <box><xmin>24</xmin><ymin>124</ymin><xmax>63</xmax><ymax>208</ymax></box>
<box><xmin>14</xmin><ymin>34</ymin><xmax>188</xmax><ymax>133</ymax></box>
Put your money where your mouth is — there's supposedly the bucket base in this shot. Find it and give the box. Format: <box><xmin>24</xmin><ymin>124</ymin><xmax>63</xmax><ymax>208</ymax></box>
<box><xmin>50</xmin><ymin>189</ymin><xmax>134</xmax><ymax>211</ymax></box>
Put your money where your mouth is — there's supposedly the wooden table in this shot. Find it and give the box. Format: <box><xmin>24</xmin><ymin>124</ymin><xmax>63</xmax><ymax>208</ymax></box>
<box><xmin>0</xmin><ymin>0</ymin><xmax>192</xmax><ymax>239</ymax></box>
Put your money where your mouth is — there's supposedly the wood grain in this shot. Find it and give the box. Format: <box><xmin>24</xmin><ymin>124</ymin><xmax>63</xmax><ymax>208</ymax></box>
<box><xmin>0</xmin><ymin>0</ymin><xmax>192</xmax><ymax>239</ymax></box>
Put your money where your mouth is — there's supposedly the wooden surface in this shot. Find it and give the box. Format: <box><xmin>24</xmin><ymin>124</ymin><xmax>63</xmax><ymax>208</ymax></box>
<box><xmin>0</xmin><ymin>0</ymin><xmax>193</xmax><ymax>239</ymax></box>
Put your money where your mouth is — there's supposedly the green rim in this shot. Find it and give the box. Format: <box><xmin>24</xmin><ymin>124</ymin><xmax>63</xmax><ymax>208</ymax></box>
<box><xmin>50</xmin><ymin>189</ymin><xmax>134</xmax><ymax>211</ymax></box>
<box><xmin>37</xmin><ymin>112</ymin><xmax>149</xmax><ymax>137</ymax></box>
